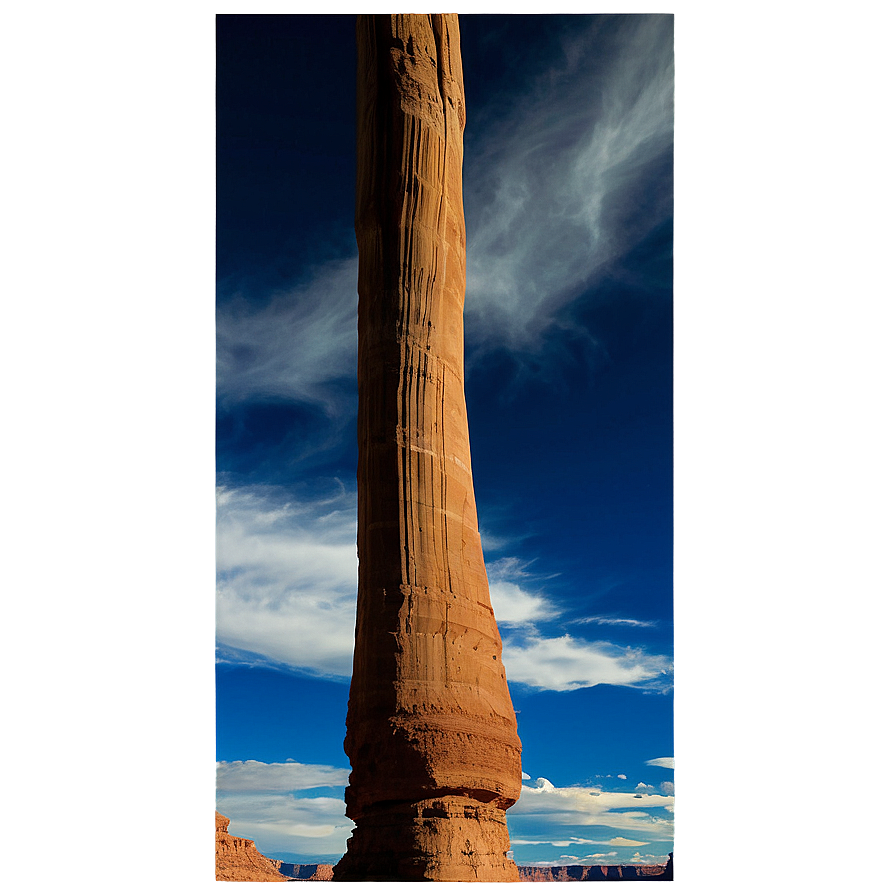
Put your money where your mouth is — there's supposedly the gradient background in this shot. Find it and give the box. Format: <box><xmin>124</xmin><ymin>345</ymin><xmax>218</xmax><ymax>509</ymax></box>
<box><xmin>6</xmin><ymin>3</ymin><xmax>891</xmax><ymax>892</ymax></box>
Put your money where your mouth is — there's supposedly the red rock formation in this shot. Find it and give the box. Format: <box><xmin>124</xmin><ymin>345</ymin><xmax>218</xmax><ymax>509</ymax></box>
<box><xmin>215</xmin><ymin>811</ymin><xmax>289</xmax><ymax>882</ymax></box>
<box><xmin>334</xmin><ymin>13</ymin><xmax>522</xmax><ymax>882</ymax></box>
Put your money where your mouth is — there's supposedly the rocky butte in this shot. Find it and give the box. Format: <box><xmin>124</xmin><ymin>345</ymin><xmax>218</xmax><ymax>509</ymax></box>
<box><xmin>214</xmin><ymin>811</ymin><xmax>290</xmax><ymax>882</ymax></box>
<box><xmin>332</xmin><ymin>13</ymin><xmax>522</xmax><ymax>883</ymax></box>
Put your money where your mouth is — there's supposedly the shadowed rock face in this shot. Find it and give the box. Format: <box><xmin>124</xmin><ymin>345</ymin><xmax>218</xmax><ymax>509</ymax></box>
<box><xmin>517</xmin><ymin>858</ymin><xmax>672</xmax><ymax>881</ymax></box>
<box><xmin>333</xmin><ymin>13</ymin><xmax>522</xmax><ymax>883</ymax></box>
<box><xmin>277</xmin><ymin>863</ymin><xmax>335</xmax><ymax>881</ymax></box>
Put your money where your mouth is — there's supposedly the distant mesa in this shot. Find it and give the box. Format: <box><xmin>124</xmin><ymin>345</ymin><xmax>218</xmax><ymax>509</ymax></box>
<box><xmin>215</xmin><ymin>811</ymin><xmax>290</xmax><ymax>882</ymax></box>
<box><xmin>215</xmin><ymin>811</ymin><xmax>337</xmax><ymax>881</ymax></box>
<box><xmin>216</xmin><ymin>811</ymin><xmax>671</xmax><ymax>882</ymax></box>
<box><xmin>517</xmin><ymin>854</ymin><xmax>672</xmax><ymax>881</ymax></box>
<box><xmin>277</xmin><ymin>863</ymin><xmax>335</xmax><ymax>881</ymax></box>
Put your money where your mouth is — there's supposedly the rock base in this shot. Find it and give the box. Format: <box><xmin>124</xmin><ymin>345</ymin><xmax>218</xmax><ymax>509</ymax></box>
<box><xmin>333</xmin><ymin>795</ymin><xmax>518</xmax><ymax>882</ymax></box>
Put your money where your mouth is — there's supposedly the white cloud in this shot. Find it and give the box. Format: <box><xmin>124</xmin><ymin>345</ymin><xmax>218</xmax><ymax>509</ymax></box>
<box><xmin>617</xmin><ymin>774</ymin><xmax>627</xmax><ymax>780</ymax></box>
<box><xmin>489</xmin><ymin>580</ymin><xmax>559</xmax><ymax>626</ymax></box>
<box><xmin>217</xmin><ymin>487</ymin><xmax>669</xmax><ymax>692</ymax></box>
<box><xmin>501</xmin><ymin>633</ymin><xmax>671</xmax><ymax>692</ymax></box>
<box><xmin>660</xmin><ymin>781</ymin><xmax>674</xmax><ymax>795</ymax></box>
<box><xmin>487</xmin><ymin>556</ymin><xmax>534</xmax><ymax>580</ymax></box>
<box><xmin>463</xmin><ymin>15</ymin><xmax>673</xmax><ymax>353</ymax></box>
<box><xmin>510</xmin><ymin>779</ymin><xmax>674</xmax><ymax>840</ymax></box>
<box><xmin>645</xmin><ymin>757</ymin><xmax>674</xmax><ymax>769</ymax></box>
<box><xmin>480</xmin><ymin>529</ymin><xmax>513</xmax><ymax>552</ymax></box>
<box><xmin>630</xmin><ymin>852</ymin><xmax>669</xmax><ymax>864</ymax></box>
<box><xmin>486</xmin><ymin>556</ymin><xmax>564</xmax><ymax>631</ymax></box>
<box><xmin>216</xmin><ymin>256</ymin><xmax>358</xmax><ymax>413</ymax></box>
<box><xmin>216</xmin><ymin>760</ymin><xmax>349</xmax><ymax>793</ymax></box>
<box><xmin>218</xmin><ymin>791</ymin><xmax>352</xmax><ymax>858</ymax></box>
<box><xmin>216</xmin><ymin>484</ymin><xmax>358</xmax><ymax>678</ymax></box>
<box><xmin>636</xmin><ymin>782</ymin><xmax>650</xmax><ymax>790</ymax></box>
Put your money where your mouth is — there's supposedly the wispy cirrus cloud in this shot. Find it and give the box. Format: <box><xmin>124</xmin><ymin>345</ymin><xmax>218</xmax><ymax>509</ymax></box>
<box><xmin>216</xmin><ymin>15</ymin><xmax>674</xmax><ymax>416</ymax></box>
<box><xmin>216</xmin><ymin>17</ymin><xmax>673</xmax><ymax>414</ymax></box>
<box><xmin>645</xmin><ymin>757</ymin><xmax>675</xmax><ymax>769</ymax></box>
<box><xmin>216</xmin><ymin>256</ymin><xmax>358</xmax><ymax>412</ymax></box>
<box><xmin>463</xmin><ymin>14</ymin><xmax>674</xmax><ymax>353</ymax></box>
<box><xmin>572</xmin><ymin>615</ymin><xmax>658</xmax><ymax>628</ymax></box>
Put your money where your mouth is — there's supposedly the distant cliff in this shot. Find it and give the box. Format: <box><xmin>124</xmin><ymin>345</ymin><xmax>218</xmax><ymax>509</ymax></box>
<box><xmin>277</xmin><ymin>863</ymin><xmax>335</xmax><ymax>880</ymax></box>
<box><xmin>215</xmin><ymin>811</ymin><xmax>290</xmax><ymax>882</ymax></box>
<box><xmin>270</xmin><ymin>857</ymin><xmax>672</xmax><ymax>882</ymax></box>
<box><xmin>518</xmin><ymin>854</ymin><xmax>672</xmax><ymax>881</ymax></box>
<box><xmin>216</xmin><ymin>810</ymin><xmax>671</xmax><ymax>882</ymax></box>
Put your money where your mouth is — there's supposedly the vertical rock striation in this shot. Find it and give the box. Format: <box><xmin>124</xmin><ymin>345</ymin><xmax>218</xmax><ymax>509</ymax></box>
<box><xmin>333</xmin><ymin>13</ymin><xmax>522</xmax><ymax>882</ymax></box>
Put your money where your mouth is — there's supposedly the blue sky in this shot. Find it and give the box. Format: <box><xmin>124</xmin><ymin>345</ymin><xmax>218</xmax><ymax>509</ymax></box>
<box><xmin>216</xmin><ymin>13</ymin><xmax>674</xmax><ymax>868</ymax></box>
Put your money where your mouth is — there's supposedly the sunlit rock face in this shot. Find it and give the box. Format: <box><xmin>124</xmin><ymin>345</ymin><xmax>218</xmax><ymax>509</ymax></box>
<box><xmin>333</xmin><ymin>13</ymin><xmax>522</xmax><ymax>883</ymax></box>
<box><xmin>214</xmin><ymin>812</ymin><xmax>289</xmax><ymax>882</ymax></box>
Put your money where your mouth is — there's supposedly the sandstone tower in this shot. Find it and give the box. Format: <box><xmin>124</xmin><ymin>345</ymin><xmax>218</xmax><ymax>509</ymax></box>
<box><xmin>333</xmin><ymin>14</ymin><xmax>522</xmax><ymax>882</ymax></box>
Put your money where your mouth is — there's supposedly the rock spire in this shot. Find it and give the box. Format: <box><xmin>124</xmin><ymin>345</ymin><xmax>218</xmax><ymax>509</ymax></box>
<box><xmin>333</xmin><ymin>13</ymin><xmax>522</xmax><ymax>882</ymax></box>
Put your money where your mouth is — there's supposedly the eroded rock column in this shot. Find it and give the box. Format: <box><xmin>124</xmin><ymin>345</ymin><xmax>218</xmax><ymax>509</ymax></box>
<box><xmin>333</xmin><ymin>13</ymin><xmax>522</xmax><ymax>883</ymax></box>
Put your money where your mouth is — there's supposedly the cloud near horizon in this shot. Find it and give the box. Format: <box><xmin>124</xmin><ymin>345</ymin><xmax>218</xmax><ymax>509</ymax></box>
<box><xmin>217</xmin><ymin>792</ymin><xmax>351</xmax><ymax>858</ymax></box>
<box><xmin>508</xmin><ymin>776</ymin><xmax>673</xmax><ymax>847</ymax></box>
<box><xmin>217</xmin><ymin>759</ymin><xmax>353</xmax><ymax>859</ymax></box>
<box><xmin>216</xmin><ymin>761</ymin><xmax>672</xmax><ymax>865</ymax></box>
